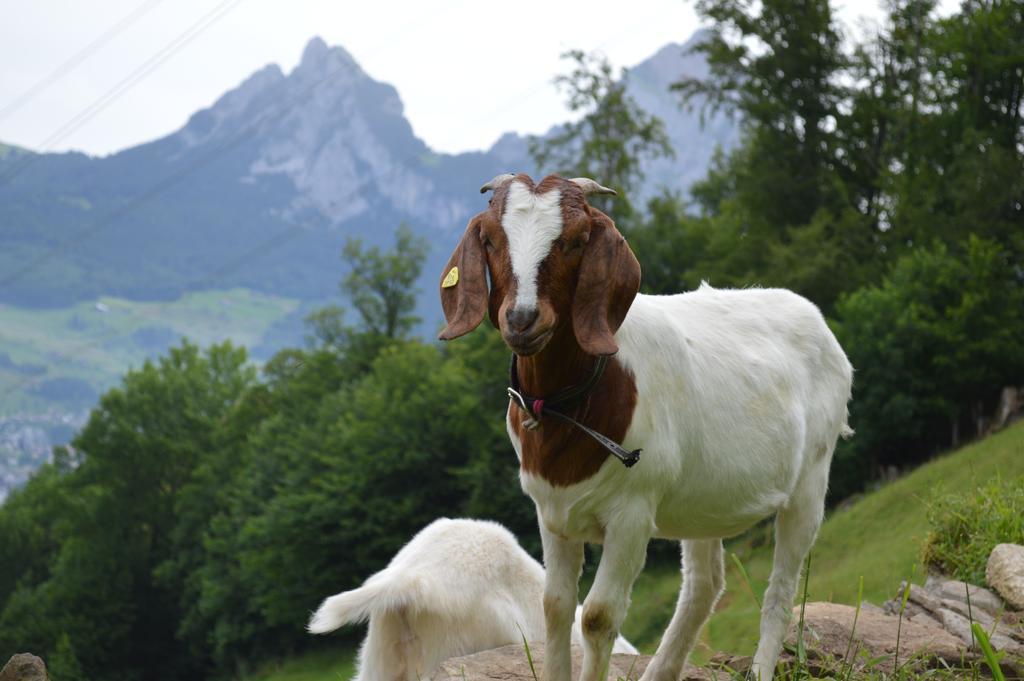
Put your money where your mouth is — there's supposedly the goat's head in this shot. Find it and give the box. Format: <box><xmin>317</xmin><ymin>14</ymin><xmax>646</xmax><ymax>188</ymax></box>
<box><xmin>438</xmin><ymin>173</ymin><xmax>641</xmax><ymax>357</ymax></box>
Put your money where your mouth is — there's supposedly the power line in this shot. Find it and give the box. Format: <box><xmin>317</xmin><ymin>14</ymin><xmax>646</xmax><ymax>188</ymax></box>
<box><xmin>0</xmin><ymin>0</ymin><xmax>245</xmax><ymax>186</ymax></box>
<box><xmin>0</xmin><ymin>0</ymin><xmax>165</xmax><ymax>123</ymax></box>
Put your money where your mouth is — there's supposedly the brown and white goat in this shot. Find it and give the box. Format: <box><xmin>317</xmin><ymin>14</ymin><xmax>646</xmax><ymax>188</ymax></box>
<box><xmin>438</xmin><ymin>173</ymin><xmax>853</xmax><ymax>681</ymax></box>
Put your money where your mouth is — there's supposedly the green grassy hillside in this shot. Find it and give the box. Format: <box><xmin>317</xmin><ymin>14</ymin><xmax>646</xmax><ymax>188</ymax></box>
<box><xmin>245</xmin><ymin>649</ymin><xmax>356</xmax><ymax>681</ymax></box>
<box><xmin>243</xmin><ymin>422</ymin><xmax>1024</xmax><ymax>681</ymax></box>
<box><xmin>0</xmin><ymin>287</ymin><xmax>303</xmax><ymax>413</ymax></box>
<box><xmin>623</xmin><ymin>419</ymin><xmax>1024</xmax><ymax>660</ymax></box>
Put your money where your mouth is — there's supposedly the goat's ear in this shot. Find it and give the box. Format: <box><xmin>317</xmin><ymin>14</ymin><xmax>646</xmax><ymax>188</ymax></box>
<box><xmin>572</xmin><ymin>212</ymin><xmax>641</xmax><ymax>356</ymax></box>
<box><xmin>438</xmin><ymin>218</ymin><xmax>489</xmax><ymax>341</ymax></box>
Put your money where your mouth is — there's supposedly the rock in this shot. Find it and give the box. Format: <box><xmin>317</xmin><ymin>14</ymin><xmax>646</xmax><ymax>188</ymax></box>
<box><xmin>927</xmin><ymin>576</ymin><xmax>1005</xmax><ymax>616</ymax></box>
<box><xmin>941</xmin><ymin>597</ymin><xmax>996</xmax><ymax>627</ymax></box>
<box><xmin>907</xmin><ymin>583</ymin><xmax>942</xmax><ymax>614</ymax></box>
<box><xmin>789</xmin><ymin>602</ymin><xmax>966</xmax><ymax>668</ymax></box>
<box><xmin>906</xmin><ymin>610</ymin><xmax>944</xmax><ymax>630</ymax></box>
<box><xmin>987</xmin><ymin>543</ymin><xmax>1024</xmax><ymax>610</ymax></box>
<box><xmin>432</xmin><ymin>644</ymin><xmax>675</xmax><ymax>681</ymax></box>
<box><xmin>0</xmin><ymin>654</ymin><xmax>47</xmax><ymax>681</ymax></box>
<box><xmin>883</xmin><ymin>582</ymin><xmax>939</xmax><ymax>618</ymax></box>
<box><xmin>938</xmin><ymin>607</ymin><xmax>1024</xmax><ymax>656</ymax></box>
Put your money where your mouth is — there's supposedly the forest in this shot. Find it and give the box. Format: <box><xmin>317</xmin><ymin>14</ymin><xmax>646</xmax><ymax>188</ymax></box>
<box><xmin>0</xmin><ymin>0</ymin><xmax>1021</xmax><ymax>679</ymax></box>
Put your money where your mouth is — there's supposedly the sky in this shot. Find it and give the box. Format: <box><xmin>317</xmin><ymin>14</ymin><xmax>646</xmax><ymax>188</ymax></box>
<box><xmin>0</xmin><ymin>0</ymin><xmax>959</xmax><ymax>158</ymax></box>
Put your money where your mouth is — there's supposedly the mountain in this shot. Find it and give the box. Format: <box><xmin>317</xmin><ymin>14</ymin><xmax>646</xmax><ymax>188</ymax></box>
<box><xmin>0</xmin><ymin>38</ymin><xmax>494</xmax><ymax>309</ymax></box>
<box><xmin>0</xmin><ymin>31</ymin><xmax>738</xmax><ymax>501</ymax></box>
<box><xmin>628</xmin><ymin>34</ymin><xmax>739</xmax><ymax>200</ymax></box>
<box><xmin>0</xmin><ymin>32</ymin><xmax>735</xmax><ymax>311</ymax></box>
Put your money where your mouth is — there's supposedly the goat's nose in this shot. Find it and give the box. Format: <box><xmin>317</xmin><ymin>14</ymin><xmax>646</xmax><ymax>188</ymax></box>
<box><xmin>506</xmin><ymin>307</ymin><xmax>539</xmax><ymax>333</ymax></box>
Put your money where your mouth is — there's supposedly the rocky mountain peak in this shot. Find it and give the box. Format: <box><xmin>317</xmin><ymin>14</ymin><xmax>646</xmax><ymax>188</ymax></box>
<box><xmin>630</xmin><ymin>29</ymin><xmax>713</xmax><ymax>91</ymax></box>
<box><xmin>292</xmin><ymin>36</ymin><xmax>364</xmax><ymax>87</ymax></box>
<box><xmin>299</xmin><ymin>36</ymin><xmax>357</xmax><ymax>69</ymax></box>
<box><xmin>176</xmin><ymin>63</ymin><xmax>285</xmax><ymax>148</ymax></box>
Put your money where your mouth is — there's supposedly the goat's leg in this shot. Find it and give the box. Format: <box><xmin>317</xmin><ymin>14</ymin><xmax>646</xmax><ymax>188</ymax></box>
<box><xmin>639</xmin><ymin>539</ymin><xmax>725</xmax><ymax>681</ymax></box>
<box><xmin>749</xmin><ymin>464</ymin><xmax>828</xmax><ymax>680</ymax></box>
<box><xmin>540</xmin><ymin>523</ymin><xmax>584</xmax><ymax>681</ymax></box>
<box><xmin>579</xmin><ymin>516</ymin><xmax>650</xmax><ymax>681</ymax></box>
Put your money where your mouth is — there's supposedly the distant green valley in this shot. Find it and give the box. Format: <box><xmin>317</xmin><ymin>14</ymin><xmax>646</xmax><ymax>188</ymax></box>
<box><xmin>0</xmin><ymin>288</ymin><xmax>309</xmax><ymax>499</ymax></box>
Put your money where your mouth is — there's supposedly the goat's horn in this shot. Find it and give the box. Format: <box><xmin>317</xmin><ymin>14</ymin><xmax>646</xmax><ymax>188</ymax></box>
<box><xmin>569</xmin><ymin>178</ymin><xmax>617</xmax><ymax>196</ymax></box>
<box><xmin>480</xmin><ymin>173</ymin><xmax>517</xmax><ymax>194</ymax></box>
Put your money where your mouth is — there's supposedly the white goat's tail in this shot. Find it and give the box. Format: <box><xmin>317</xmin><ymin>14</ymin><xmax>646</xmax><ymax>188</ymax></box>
<box><xmin>840</xmin><ymin>423</ymin><xmax>855</xmax><ymax>440</ymax></box>
<box><xmin>307</xmin><ymin>574</ymin><xmax>419</xmax><ymax>634</ymax></box>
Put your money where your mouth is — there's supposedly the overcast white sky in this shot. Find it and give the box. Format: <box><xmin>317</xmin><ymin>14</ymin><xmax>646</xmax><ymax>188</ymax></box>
<box><xmin>0</xmin><ymin>0</ymin><xmax>958</xmax><ymax>158</ymax></box>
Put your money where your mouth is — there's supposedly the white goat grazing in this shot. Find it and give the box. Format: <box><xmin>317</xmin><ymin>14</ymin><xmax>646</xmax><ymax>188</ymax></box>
<box><xmin>308</xmin><ymin>518</ymin><xmax>638</xmax><ymax>681</ymax></box>
<box><xmin>438</xmin><ymin>173</ymin><xmax>854</xmax><ymax>681</ymax></box>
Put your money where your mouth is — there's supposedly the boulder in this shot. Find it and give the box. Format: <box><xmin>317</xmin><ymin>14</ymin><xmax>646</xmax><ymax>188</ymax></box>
<box><xmin>906</xmin><ymin>609</ymin><xmax>944</xmax><ymax>630</ymax></box>
<box><xmin>789</xmin><ymin>602</ymin><xmax>966</xmax><ymax>668</ymax></box>
<box><xmin>987</xmin><ymin>543</ymin><xmax>1024</xmax><ymax>610</ymax></box>
<box><xmin>940</xmin><ymin>597</ymin><xmax>996</xmax><ymax>627</ymax></box>
<box><xmin>907</xmin><ymin>583</ymin><xmax>942</xmax><ymax>614</ymax></box>
<box><xmin>0</xmin><ymin>654</ymin><xmax>47</xmax><ymax>681</ymax></box>
<box><xmin>938</xmin><ymin>607</ymin><xmax>1024</xmax><ymax>656</ymax></box>
<box><xmin>925</xmin><ymin>575</ymin><xmax>1005</xmax><ymax>616</ymax></box>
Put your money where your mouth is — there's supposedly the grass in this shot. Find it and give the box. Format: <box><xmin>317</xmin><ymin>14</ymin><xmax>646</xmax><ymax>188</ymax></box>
<box><xmin>241</xmin><ymin>648</ymin><xmax>357</xmax><ymax>681</ymax></box>
<box><xmin>922</xmin><ymin>475</ymin><xmax>1024</xmax><ymax>584</ymax></box>
<box><xmin>619</xmin><ymin>420</ymin><xmax>1024</xmax><ymax>661</ymax></box>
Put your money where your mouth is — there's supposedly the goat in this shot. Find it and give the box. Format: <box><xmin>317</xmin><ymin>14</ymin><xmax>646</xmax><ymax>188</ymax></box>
<box><xmin>438</xmin><ymin>173</ymin><xmax>854</xmax><ymax>681</ymax></box>
<box><xmin>308</xmin><ymin>517</ymin><xmax>638</xmax><ymax>681</ymax></box>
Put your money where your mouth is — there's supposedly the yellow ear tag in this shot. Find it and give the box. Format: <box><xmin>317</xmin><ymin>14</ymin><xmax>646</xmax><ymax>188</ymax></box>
<box><xmin>441</xmin><ymin>266</ymin><xmax>459</xmax><ymax>288</ymax></box>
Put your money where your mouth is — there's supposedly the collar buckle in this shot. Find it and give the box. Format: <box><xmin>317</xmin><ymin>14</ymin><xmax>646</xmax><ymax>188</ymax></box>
<box><xmin>507</xmin><ymin>387</ymin><xmax>541</xmax><ymax>430</ymax></box>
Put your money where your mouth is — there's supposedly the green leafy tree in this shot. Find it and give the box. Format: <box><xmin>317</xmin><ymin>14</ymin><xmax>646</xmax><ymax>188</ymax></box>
<box><xmin>48</xmin><ymin>633</ymin><xmax>87</xmax><ymax>681</ymax></box>
<box><xmin>529</xmin><ymin>50</ymin><xmax>674</xmax><ymax>223</ymax></box>
<box><xmin>671</xmin><ymin>0</ymin><xmax>891</xmax><ymax>312</ymax></box>
<box><xmin>341</xmin><ymin>223</ymin><xmax>429</xmax><ymax>340</ymax></box>
<box><xmin>676</xmin><ymin>0</ymin><xmax>844</xmax><ymax>229</ymax></box>
<box><xmin>833</xmin><ymin>236</ymin><xmax>1024</xmax><ymax>499</ymax></box>
<box><xmin>174</xmin><ymin>226</ymin><xmax>534</xmax><ymax>673</ymax></box>
<box><xmin>625</xmin><ymin>191</ymin><xmax>712</xmax><ymax>295</ymax></box>
<box><xmin>0</xmin><ymin>342</ymin><xmax>256</xmax><ymax>681</ymax></box>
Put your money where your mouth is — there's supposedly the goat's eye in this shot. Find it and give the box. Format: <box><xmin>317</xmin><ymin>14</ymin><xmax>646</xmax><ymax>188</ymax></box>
<box><xmin>483</xmin><ymin>236</ymin><xmax>494</xmax><ymax>251</ymax></box>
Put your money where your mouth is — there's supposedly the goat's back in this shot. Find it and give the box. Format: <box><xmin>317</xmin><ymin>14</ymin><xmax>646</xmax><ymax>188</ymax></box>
<box><xmin>604</xmin><ymin>285</ymin><xmax>853</xmax><ymax>537</ymax></box>
<box><xmin>309</xmin><ymin>518</ymin><xmax>548</xmax><ymax>681</ymax></box>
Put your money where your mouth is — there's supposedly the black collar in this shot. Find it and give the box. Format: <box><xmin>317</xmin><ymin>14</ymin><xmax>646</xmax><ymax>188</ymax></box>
<box><xmin>507</xmin><ymin>354</ymin><xmax>641</xmax><ymax>468</ymax></box>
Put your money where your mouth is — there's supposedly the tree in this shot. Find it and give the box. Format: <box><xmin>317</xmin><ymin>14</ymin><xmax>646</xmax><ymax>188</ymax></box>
<box><xmin>341</xmin><ymin>223</ymin><xmax>429</xmax><ymax>340</ymax></box>
<box><xmin>832</xmin><ymin>236</ymin><xmax>1024</xmax><ymax>499</ymax></box>
<box><xmin>0</xmin><ymin>341</ymin><xmax>257</xmax><ymax>681</ymax></box>
<box><xmin>625</xmin><ymin>191</ymin><xmax>712</xmax><ymax>295</ymax></box>
<box><xmin>668</xmin><ymin>0</ymin><xmax>890</xmax><ymax>313</ymax></box>
<box><xmin>529</xmin><ymin>50</ymin><xmax>673</xmax><ymax>223</ymax></box>
<box><xmin>676</xmin><ymin>0</ymin><xmax>845</xmax><ymax>229</ymax></box>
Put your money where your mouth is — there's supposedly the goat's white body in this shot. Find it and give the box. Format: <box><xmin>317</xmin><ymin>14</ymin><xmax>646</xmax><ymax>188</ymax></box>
<box><xmin>308</xmin><ymin>518</ymin><xmax>637</xmax><ymax>681</ymax></box>
<box><xmin>509</xmin><ymin>285</ymin><xmax>852</xmax><ymax>681</ymax></box>
<box><xmin>519</xmin><ymin>285</ymin><xmax>851</xmax><ymax>539</ymax></box>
